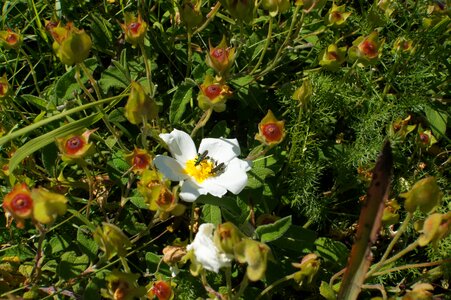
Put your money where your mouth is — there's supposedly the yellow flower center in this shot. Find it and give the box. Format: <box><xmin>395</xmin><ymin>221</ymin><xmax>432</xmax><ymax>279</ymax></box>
<box><xmin>184</xmin><ymin>156</ymin><xmax>215</xmax><ymax>183</ymax></box>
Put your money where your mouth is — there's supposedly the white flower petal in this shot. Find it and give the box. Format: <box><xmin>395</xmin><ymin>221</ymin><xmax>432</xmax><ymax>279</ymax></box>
<box><xmin>153</xmin><ymin>155</ymin><xmax>188</xmax><ymax>181</ymax></box>
<box><xmin>187</xmin><ymin>223</ymin><xmax>232</xmax><ymax>273</ymax></box>
<box><xmin>198</xmin><ymin>138</ymin><xmax>240</xmax><ymax>164</ymax></box>
<box><xmin>210</xmin><ymin>158</ymin><xmax>251</xmax><ymax>194</ymax></box>
<box><xmin>198</xmin><ymin>179</ymin><xmax>228</xmax><ymax>198</ymax></box>
<box><xmin>179</xmin><ymin>179</ymin><xmax>207</xmax><ymax>202</ymax></box>
<box><xmin>160</xmin><ymin>129</ymin><xmax>197</xmax><ymax>164</ymax></box>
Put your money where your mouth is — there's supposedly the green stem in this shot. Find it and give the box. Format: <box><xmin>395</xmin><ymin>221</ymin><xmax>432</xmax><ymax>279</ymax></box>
<box><xmin>79</xmin><ymin>161</ymin><xmax>94</xmax><ymax>218</ymax></box>
<box><xmin>250</xmin><ymin>17</ymin><xmax>273</xmax><ymax>75</ymax></box>
<box><xmin>192</xmin><ymin>2</ymin><xmax>221</xmax><ymax>35</ymax></box>
<box><xmin>139</xmin><ymin>42</ymin><xmax>153</xmax><ymax>93</ymax></box>
<box><xmin>79</xmin><ymin>62</ymin><xmax>102</xmax><ymax>101</ymax></box>
<box><xmin>235</xmin><ymin>273</ymin><xmax>249</xmax><ymax>299</ymax></box>
<box><xmin>20</xmin><ymin>48</ymin><xmax>41</xmax><ymax>96</ymax></box>
<box><xmin>120</xmin><ymin>256</ymin><xmax>131</xmax><ymax>273</ymax></box>
<box><xmin>186</xmin><ymin>29</ymin><xmax>193</xmax><ymax>78</ymax></box>
<box><xmin>366</xmin><ymin>213</ymin><xmax>413</xmax><ymax>278</ymax></box>
<box><xmin>30</xmin><ymin>222</ymin><xmax>47</xmax><ymax>283</ymax></box>
<box><xmin>371</xmin><ymin>259</ymin><xmax>450</xmax><ymax>277</ymax></box>
<box><xmin>190</xmin><ymin>108</ymin><xmax>213</xmax><ymax>138</ymax></box>
<box><xmin>225</xmin><ymin>267</ymin><xmax>232</xmax><ymax>299</ymax></box>
<box><xmin>189</xmin><ymin>202</ymin><xmax>196</xmax><ymax>242</ymax></box>
<box><xmin>256</xmin><ymin>273</ymin><xmax>295</xmax><ymax>300</ymax></box>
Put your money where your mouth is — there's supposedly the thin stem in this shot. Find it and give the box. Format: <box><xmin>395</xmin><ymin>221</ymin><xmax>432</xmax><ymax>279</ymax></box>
<box><xmin>235</xmin><ymin>273</ymin><xmax>249</xmax><ymax>300</ymax></box>
<box><xmin>330</xmin><ymin>267</ymin><xmax>346</xmax><ymax>286</ymax></box>
<box><xmin>189</xmin><ymin>202</ymin><xmax>196</xmax><ymax>242</ymax></box>
<box><xmin>225</xmin><ymin>267</ymin><xmax>232</xmax><ymax>299</ymax></box>
<box><xmin>120</xmin><ymin>256</ymin><xmax>131</xmax><ymax>273</ymax></box>
<box><xmin>20</xmin><ymin>48</ymin><xmax>41</xmax><ymax>96</ymax></box>
<box><xmin>139</xmin><ymin>42</ymin><xmax>153</xmax><ymax>93</ymax></box>
<box><xmin>30</xmin><ymin>222</ymin><xmax>47</xmax><ymax>283</ymax></box>
<box><xmin>192</xmin><ymin>2</ymin><xmax>221</xmax><ymax>35</ymax></box>
<box><xmin>186</xmin><ymin>29</ymin><xmax>193</xmax><ymax>78</ymax></box>
<box><xmin>361</xmin><ymin>284</ymin><xmax>387</xmax><ymax>300</ymax></box>
<box><xmin>366</xmin><ymin>213</ymin><xmax>413</xmax><ymax>278</ymax></box>
<box><xmin>79</xmin><ymin>62</ymin><xmax>102</xmax><ymax>101</ymax></box>
<box><xmin>371</xmin><ymin>259</ymin><xmax>450</xmax><ymax>277</ymax></box>
<box><xmin>256</xmin><ymin>273</ymin><xmax>295</xmax><ymax>300</ymax></box>
<box><xmin>250</xmin><ymin>17</ymin><xmax>273</xmax><ymax>75</ymax></box>
<box><xmin>79</xmin><ymin>161</ymin><xmax>94</xmax><ymax>218</ymax></box>
<box><xmin>190</xmin><ymin>108</ymin><xmax>213</xmax><ymax>138</ymax></box>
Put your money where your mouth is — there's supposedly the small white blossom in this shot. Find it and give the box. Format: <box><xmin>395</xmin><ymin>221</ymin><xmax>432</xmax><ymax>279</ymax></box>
<box><xmin>154</xmin><ymin>129</ymin><xmax>251</xmax><ymax>202</ymax></box>
<box><xmin>187</xmin><ymin>223</ymin><xmax>232</xmax><ymax>273</ymax></box>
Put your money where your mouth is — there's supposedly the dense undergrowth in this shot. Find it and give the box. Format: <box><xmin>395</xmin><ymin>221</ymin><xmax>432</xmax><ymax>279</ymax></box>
<box><xmin>0</xmin><ymin>0</ymin><xmax>449</xmax><ymax>299</ymax></box>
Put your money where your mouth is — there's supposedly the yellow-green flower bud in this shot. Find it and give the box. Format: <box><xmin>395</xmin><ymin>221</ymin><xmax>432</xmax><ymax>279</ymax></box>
<box><xmin>292</xmin><ymin>253</ymin><xmax>321</xmax><ymax>285</ymax></box>
<box><xmin>101</xmin><ymin>270</ymin><xmax>146</xmax><ymax>300</ymax></box>
<box><xmin>402</xmin><ymin>283</ymin><xmax>434</xmax><ymax>300</ymax></box>
<box><xmin>197</xmin><ymin>74</ymin><xmax>232</xmax><ymax>112</ymax></box>
<box><xmin>0</xmin><ymin>74</ymin><xmax>10</xmax><ymax>99</ymax></box>
<box><xmin>255</xmin><ymin>110</ymin><xmax>286</xmax><ymax>146</ymax></box>
<box><xmin>120</xmin><ymin>13</ymin><xmax>148</xmax><ymax>46</ymax></box>
<box><xmin>124</xmin><ymin>81</ymin><xmax>158</xmax><ymax>125</ymax></box>
<box><xmin>325</xmin><ymin>4</ymin><xmax>351</xmax><ymax>26</ymax></box>
<box><xmin>0</xmin><ymin>29</ymin><xmax>23</xmax><ymax>50</ymax></box>
<box><xmin>214</xmin><ymin>222</ymin><xmax>244</xmax><ymax>255</ymax></box>
<box><xmin>318</xmin><ymin>44</ymin><xmax>347</xmax><ymax>71</ymax></box>
<box><xmin>179</xmin><ymin>0</ymin><xmax>203</xmax><ymax>29</ymax></box>
<box><xmin>220</xmin><ymin>0</ymin><xmax>255</xmax><ymax>24</ymax></box>
<box><xmin>418</xmin><ymin>212</ymin><xmax>451</xmax><ymax>247</ymax></box>
<box><xmin>393</xmin><ymin>37</ymin><xmax>414</xmax><ymax>54</ymax></box>
<box><xmin>206</xmin><ymin>36</ymin><xmax>236</xmax><ymax>77</ymax></box>
<box><xmin>348</xmin><ymin>32</ymin><xmax>384</xmax><ymax>66</ymax></box>
<box><xmin>234</xmin><ymin>239</ymin><xmax>271</xmax><ymax>281</ymax></box>
<box><xmin>51</xmin><ymin>22</ymin><xmax>91</xmax><ymax>66</ymax></box>
<box><xmin>400</xmin><ymin>177</ymin><xmax>443</xmax><ymax>214</ymax></box>
<box><xmin>262</xmin><ymin>0</ymin><xmax>290</xmax><ymax>17</ymax></box>
<box><xmin>56</xmin><ymin>129</ymin><xmax>96</xmax><ymax>162</ymax></box>
<box><xmin>292</xmin><ymin>78</ymin><xmax>312</xmax><ymax>108</ymax></box>
<box><xmin>31</xmin><ymin>188</ymin><xmax>68</xmax><ymax>225</ymax></box>
<box><xmin>94</xmin><ymin>223</ymin><xmax>131</xmax><ymax>260</ymax></box>
<box><xmin>382</xmin><ymin>199</ymin><xmax>400</xmax><ymax>226</ymax></box>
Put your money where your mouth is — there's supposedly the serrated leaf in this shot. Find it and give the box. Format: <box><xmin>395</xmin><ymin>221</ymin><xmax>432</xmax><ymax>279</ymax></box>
<box><xmin>169</xmin><ymin>82</ymin><xmax>194</xmax><ymax>125</ymax></box>
<box><xmin>99</xmin><ymin>64</ymin><xmax>130</xmax><ymax>92</ymax></box>
<box><xmin>8</xmin><ymin>113</ymin><xmax>103</xmax><ymax>174</ymax></box>
<box><xmin>57</xmin><ymin>251</ymin><xmax>89</xmax><ymax>280</ymax></box>
<box><xmin>77</xmin><ymin>226</ymin><xmax>99</xmax><ymax>262</ymax></box>
<box><xmin>202</xmin><ymin>204</ymin><xmax>222</xmax><ymax>225</ymax></box>
<box><xmin>255</xmin><ymin>215</ymin><xmax>292</xmax><ymax>243</ymax></box>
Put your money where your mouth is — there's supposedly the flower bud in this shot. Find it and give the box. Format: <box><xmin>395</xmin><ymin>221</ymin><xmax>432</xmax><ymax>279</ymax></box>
<box><xmin>418</xmin><ymin>212</ymin><xmax>451</xmax><ymax>247</ymax></box>
<box><xmin>389</xmin><ymin>115</ymin><xmax>416</xmax><ymax>138</ymax></box>
<box><xmin>400</xmin><ymin>177</ymin><xmax>442</xmax><ymax>214</ymax></box>
<box><xmin>206</xmin><ymin>36</ymin><xmax>236</xmax><ymax>76</ymax></box>
<box><xmin>197</xmin><ymin>74</ymin><xmax>232</xmax><ymax>112</ymax></box>
<box><xmin>234</xmin><ymin>239</ymin><xmax>271</xmax><ymax>281</ymax></box>
<box><xmin>382</xmin><ymin>199</ymin><xmax>400</xmax><ymax>226</ymax></box>
<box><xmin>292</xmin><ymin>253</ymin><xmax>321</xmax><ymax>285</ymax></box>
<box><xmin>417</xmin><ymin>127</ymin><xmax>437</xmax><ymax>149</ymax></box>
<box><xmin>94</xmin><ymin>223</ymin><xmax>131</xmax><ymax>260</ymax></box>
<box><xmin>162</xmin><ymin>245</ymin><xmax>187</xmax><ymax>265</ymax></box>
<box><xmin>31</xmin><ymin>187</ymin><xmax>68</xmax><ymax>225</ymax></box>
<box><xmin>2</xmin><ymin>183</ymin><xmax>33</xmax><ymax>228</ymax></box>
<box><xmin>377</xmin><ymin>0</ymin><xmax>396</xmax><ymax>18</ymax></box>
<box><xmin>325</xmin><ymin>4</ymin><xmax>351</xmax><ymax>26</ymax></box>
<box><xmin>214</xmin><ymin>222</ymin><xmax>244</xmax><ymax>255</ymax></box>
<box><xmin>101</xmin><ymin>270</ymin><xmax>146</xmax><ymax>300</ymax></box>
<box><xmin>147</xmin><ymin>280</ymin><xmax>174</xmax><ymax>300</ymax></box>
<box><xmin>393</xmin><ymin>37</ymin><xmax>414</xmax><ymax>54</ymax></box>
<box><xmin>50</xmin><ymin>22</ymin><xmax>92</xmax><ymax>66</ymax></box>
<box><xmin>124</xmin><ymin>81</ymin><xmax>158</xmax><ymax>125</ymax></box>
<box><xmin>179</xmin><ymin>0</ymin><xmax>203</xmax><ymax>29</ymax></box>
<box><xmin>255</xmin><ymin>110</ymin><xmax>286</xmax><ymax>146</ymax></box>
<box><xmin>125</xmin><ymin>148</ymin><xmax>152</xmax><ymax>174</ymax></box>
<box><xmin>262</xmin><ymin>0</ymin><xmax>290</xmax><ymax>17</ymax></box>
<box><xmin>220</xmin><ymin>0</ymin><xmax>255</xmax><ymax>24</ymax></box>
<box><xmin>0</xmin><ymin>29</ymin><xmax>23</xmax><ymax>50</ymax></box>
<box><xmin>318</xmin><ymin>44</ymin><xmax>347</xmax><ymax>71</ymax></box>
<box><xmin>56</xmin><ymin>129</ymin><xmax>96</xmax><ymax>161</ymax></box>
<box><xmin>0</xmin><ymin>74</ymin><xmax>10</xmax><ymax>99</ymax></box>
<box><xmin>403</xmin><ymin>283</ymin><xmax>434</xmax><ymax>300</ymax></box>
<box><xmin>348</xmin><ymin>32</ymin><xmax>384</xmax><ymax>66</ymax></box>
<box><xmin>120</xmin><ymin>13</ymin><xmax>148</xmax><ymax>46</ymax></box>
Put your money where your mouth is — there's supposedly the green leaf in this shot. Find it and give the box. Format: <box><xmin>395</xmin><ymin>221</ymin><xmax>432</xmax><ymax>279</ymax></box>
<box><xmin>129</xmin><ymin>194</ymin><xmax>148</xmax><ymax>209</ymax></box>
<box><xmin>55</xmin><ymin>58</ymin><xmax>98</xmax><ymax>103</ymax></box>
<box><xmin>99</xmin><ymin>64</ymin><xmax>130</xmax><ymax>92</ymax></box>
<box><xmin>255</xmin><ymin>215</ymin><xmax>292</xmax><ymax>243</ymax></box>
<box><xmin>41</xmin><ymin>143</ymin><xmax>58</xmax><ymax>177</ymax></box>
<box><xmin>8</xmin><ymin>113</ymin><xmax>103</xmax><ymax>174</ymax></box>
<box><xmin>424</xmin><ymin>106</ymin><xmax>447</xmax><ymax>139</ymax></box>
<box><xmin>21</xmin><ymin>94</ymin><xmax>56</xmax><ymax>110</ymax></box>
<box><xmin>57</xmin><ymin>251</ymin><xmax>89</xmax><ymax>280</ymax></box>
<box><xmin>68</xmin><ymin>209</ymin><xmax>96</xmax><ymax>231</ymax></box>
<box><xmin>197</xmin><ymin>194</ymin><xmax>241</xmax><ymax>216</ymax></box>
<box><xmin>269</xmin><ymin>225</ymin><xmax>316</xmax><ymax>253</ymax></box>
<box><xmin>145</xmin><ymin>252</ymin><xmax>171</xmax><ymax>276</ymax></box>
<box><xmin>77</xmin><ymin>226</ymin><xmax>99</xmax><ymax>262</ymax></box>
<box><xmin>320</xmin><ymin>281</ymin><xmax>337</xmax><ymax>300</ymax></box>
<box><xmin>246</xmin><ymin>167</ymin><xmax>274</xmax><ymax>189</ymax></box>
<box><xmin>169</xmin><ymin>81</ymin><xmax>195</xmax><ymax>125</ymax></box>
<box><xmin>202</xmin><ymin>204</ymin><xmax>222</xmax><ymax>225</ymax></box>
<box><xmin>314</xmin><ymin>237</ymin><xmax>348</xmax><ymax>268</ymax></box>
<box><xmin>48</xmin><ymin>234</ymin><xmax>70</xmax><ymax>254</ymax></box>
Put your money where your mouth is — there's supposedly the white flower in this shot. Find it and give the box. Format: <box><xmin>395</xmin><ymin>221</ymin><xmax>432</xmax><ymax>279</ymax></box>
<box><xmin>153</xmin><ymin>129</ymin><xmax>251</xmax><ymax>202</ymax></box>
<box><xmin>187</xmin><ymin>223</ymin><xmax>232</xmax><ymax>273</ymax></box>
